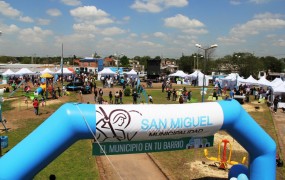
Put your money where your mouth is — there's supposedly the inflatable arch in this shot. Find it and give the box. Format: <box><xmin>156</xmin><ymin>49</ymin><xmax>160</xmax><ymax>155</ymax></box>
<box><xmin>0</xmin><ymin>99</ymin><xmax>276</xmax><ymax>179</ymax></box>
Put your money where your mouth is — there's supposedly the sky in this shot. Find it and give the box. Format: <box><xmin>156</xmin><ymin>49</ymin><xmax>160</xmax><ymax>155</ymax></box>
<box><xmin>0</xmin><ymin>0</ymin><xmax>285</xmax><ymax>59</ymax></box>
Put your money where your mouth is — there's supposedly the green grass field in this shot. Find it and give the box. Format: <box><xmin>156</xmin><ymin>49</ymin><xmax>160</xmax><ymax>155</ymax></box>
<box><xmin>1</xmin><ymin>82</ymin><xmax>284</xmax><ymax>179</ymax></box>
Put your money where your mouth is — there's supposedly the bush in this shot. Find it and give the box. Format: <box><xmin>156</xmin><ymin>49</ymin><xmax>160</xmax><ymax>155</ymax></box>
<box><xmin>124</xmin><ymin>87</ymin><xmax>131</xmax><ymax>96</ymax></box>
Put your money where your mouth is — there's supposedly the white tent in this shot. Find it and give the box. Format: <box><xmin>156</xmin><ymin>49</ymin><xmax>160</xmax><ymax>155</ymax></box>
<box><xmin>40</xmin><ymin>68</ymin><xmax>54</xmax><ymax>74</ymax></box>
<box><xmin>272</xmin><ymin>82</ymin><xmax>285</xmax><ymax>93</ymax></box>
<box><xmin>271</xmin><ymin>78</ymin><xmax>284</xmax><ymax>88</ymax></box>
<box><xmin>126</xmin><ymin>69</ymin><xmax>138</xmax><ymax>76</ymax></box>
<box><xmin>258</xmin><ymin>76</ymin><xmax>272</xmax><ymax>87</ymax></box>
<box><xmin>244</xmin><ymin>75</ymin><xmax>259</xmax><ymax>85</ymax></box>
<box><xmin>55</xmin><ymin>68</ymin><xmax>73</xmax><ymax>74</ymax></box>
<box><xmin>188</xmin><ymin>70</ymin><xmax>211</xmax><ymax>86</ymax></box>
<box><xmin>98</xmin><ymin>68</ymin><xmax>116</xmax><ymax>75</ymax></box>
<box><xmin>15</xmin><ymin>68</ymin><xmax>35</xmax><ymax>75</ymax></box>
<box><xmin>2</xmin><ymin>69</ymin><xmax>15</xmax><ymax>76</ymax></box>
<box><xmin>169</xmin><ymin>70</ymin><xmax>188</xmax><ymax>78</ymax></box>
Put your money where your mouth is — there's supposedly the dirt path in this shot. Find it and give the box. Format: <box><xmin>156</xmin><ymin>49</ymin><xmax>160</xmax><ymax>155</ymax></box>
<box><xmin>83</xmin><ymin>93</ymin><xmax>168</xmax><ymax>180</ymax></box>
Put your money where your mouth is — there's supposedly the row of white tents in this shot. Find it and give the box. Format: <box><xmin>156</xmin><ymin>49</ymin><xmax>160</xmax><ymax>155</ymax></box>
<box><xmin>2</xmin><ymin>68</ymin><xmax>74</xmax><ymax>76</ymax></box>
<box><xmin>97</xmin><ymin>68</ymin><xmax>138</xmax><ymax>79</ymax></box>
<box><xmin>169</xmin><ymin>70</ymin><xmax>285</xmax><ymax>94</ymax></box>
<box><xmin>169</xmin><ymin>70</ymin><xmax>212</xmax><ymax>86</ymax></box>
<box><xmin>218</xmin><ymin>73</ymin><xmax>285</xmax><ymax>94</ymax></box>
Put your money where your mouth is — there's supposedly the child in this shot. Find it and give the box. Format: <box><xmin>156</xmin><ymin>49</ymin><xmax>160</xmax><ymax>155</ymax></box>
<box><xmin>148</xmin><ymin>95</ymin><xmax>153</xmax><ymax>104</ymax></box>
<box><xmin>41</xmin><ymin>96</ymin><xmax>45</xmax><ymax>107</ymax></box>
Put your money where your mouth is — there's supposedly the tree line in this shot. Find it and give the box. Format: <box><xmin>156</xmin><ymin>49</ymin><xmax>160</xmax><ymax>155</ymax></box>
<box><xmin>0</xmin><ymin>52</ymin><xmax>284</xmax><ymax>79</ymax></box>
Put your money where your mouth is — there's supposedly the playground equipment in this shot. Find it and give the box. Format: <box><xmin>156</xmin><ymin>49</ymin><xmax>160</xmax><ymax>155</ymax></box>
<box><xmin>0</xmin><ymin>99</ymin><xmax>276</xmax><ymax>179</ymax></box>
<box><xmin>8</xmin><ymin>79</ymin><xmax>25</xmax><ymax>98</ymax></box>
<box><xmin>204</xmin><ymin>139</ymin><xmax>246</xmax><ymax>170</ymax></box>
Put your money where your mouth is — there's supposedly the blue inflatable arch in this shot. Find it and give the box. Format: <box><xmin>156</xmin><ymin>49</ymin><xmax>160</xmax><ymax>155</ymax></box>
<box><xmin>0</xmin><ymin>99</ymin><xmax>276</xmax><ymax>179</ymax></box>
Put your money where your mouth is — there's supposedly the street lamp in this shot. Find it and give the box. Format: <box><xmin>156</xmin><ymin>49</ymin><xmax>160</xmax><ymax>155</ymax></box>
<box><xmin>114</xmin><ymin>52</ymin><xmax>124</xmax><ymax>75</ymax></box>
<box><xmin>195</xmin><ymin>43</ymin><xmax>218</xmax><ymax>102</ymax></box>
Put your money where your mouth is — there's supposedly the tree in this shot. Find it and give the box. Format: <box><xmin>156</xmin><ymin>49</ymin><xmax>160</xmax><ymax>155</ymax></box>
<box><xmin>120</xmin><ymin>55</ymin><xmax>129</xmax><ymax>67</ymax></box>
<box><xmin>260</xmin><ymin>56</ymin><xmax>284</xmax><ymax>73</ymax></box>
<box><xmin>178</xmin><ymin>55</ymin><xmax>194</xmax><ymax>73</ymax></box>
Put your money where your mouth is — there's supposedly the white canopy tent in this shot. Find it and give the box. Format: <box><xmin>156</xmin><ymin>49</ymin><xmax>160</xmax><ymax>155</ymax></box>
<box><xmin>2</xmin><ymin>69</ymin><xmax>15</xmax><ymax>76</ymax></box>
<box><xmin>55</xmin><ymin>68</ymin><xmax>73</xmax><ymax>74</ymax></box>
<box><xmin>15</xmin><ymin>68</ymin><xmax>35</xmax><ymax>75</ymax></box>
<box><xmin>272</xmin><ymin>82</ymin><xmax>285</xmax><ymax>94</ymax></box>
<box><xmin>169</xmin><ymin>70</ymin><xmax>188</xmax><ymax>78</ymax></box>
<box><xmin>188</xmin><ymin>70</ymin><xmax>211</xmax><ymax>86</ymax></box>
<box><xmin>271</xmin><ymin>78</ymin><xmax>284</xmax><ymax>88</ymax></box>
<box><xmin>219</xmin><ymin>73</ymin><xmax>242</xmax><ymax>89</ymax></box>
<box><xmin>40</xmin><ymin>68</ymin><xmax>55</xmax><ymax>74</ymax></box>
<box><xmin>97</xmin><ymin>68</ymin><xmax>116</xmax><ymax>79</ymax></box>
<box><xmin>258</xmin><ymin>76</ymin><xmax>272</xmax><ymax>87</ymax></box>
<box><xmin>126</xmin><ymin>69</ymin><xmax>138</xmax><ymax>77</ymax></box>
<box><xmin>244</xmin><ymin>75</ymin><xmax>259</xmax><ymax>85</ymax></box>
<box><xmin>98</xmin><ymin>68</ymin><xmax>116</xmax><ymax>75</ymax></box>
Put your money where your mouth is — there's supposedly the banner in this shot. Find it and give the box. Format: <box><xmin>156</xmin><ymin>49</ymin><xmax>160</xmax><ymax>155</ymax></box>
<box><xmin>93</xmin><ymin>136</ymin><xmax>214</xmax><ymax>155</ymax></box>
<box><xmin>95</xmin><ymin>103</ymin><xmax>223</xmax><ymax>143</ymax></box>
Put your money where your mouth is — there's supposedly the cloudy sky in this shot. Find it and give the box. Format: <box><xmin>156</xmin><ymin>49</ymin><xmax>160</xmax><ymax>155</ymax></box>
<box><xmin>0</xmin><ymin>0</ymin><xmax>285</xmax><ymax>59</ymax></box>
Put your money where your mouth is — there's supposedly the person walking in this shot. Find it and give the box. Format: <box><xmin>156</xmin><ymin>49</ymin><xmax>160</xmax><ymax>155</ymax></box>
<box><xmin>33</xmin><ymin>98</ymin><xmax>39</xmax><ymax>115</ymax></box>
<box><xmin>273</xmin><ymin>96</ymin><xmax>279</xmax><ymax>113</ymax></box>
<box><xmin>132</xmin><ymin>91</ymin><xmax>138</xmax><ymax>104</ymax></box>
<box><xmin>94</xmin><ymin>88</ymin><xmax>98</xmax><ymax>103</ymax></box>
<box><xmin>119</xmin><ymin>90</ymin><xmax>123</xmax><ymax>104</ymax></box>
<box><xmin>172</xmin><ymin>89</ymin><xmax>177</xmax><ymax>101</ymax></box>
<box><xmin>109</xmin><ymin>91</ymin><xmax>113</xmax><ymax>104</ymax></box>
<box><xmin>114</xmin><ymin>91</ymin><xmax>119</xmax><ymax>104</ymax></box>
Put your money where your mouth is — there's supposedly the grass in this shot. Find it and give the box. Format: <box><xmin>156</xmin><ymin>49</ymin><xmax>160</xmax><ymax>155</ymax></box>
<box><xmin>1</xmin><ymin>82</ymin><xmax>285</xmax><ymax>179</ymax></box>
<box><xmin>1</xmin><ymin>92</ymin><xmax>99</xmax><ymax>179</ymax></box>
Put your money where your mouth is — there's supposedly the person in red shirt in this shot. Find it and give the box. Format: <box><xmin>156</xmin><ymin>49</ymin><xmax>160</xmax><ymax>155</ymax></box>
<box><xmin>33</xmin><ymin>98</ymin><xmax>39</xmax><ymax>115</ymax></box>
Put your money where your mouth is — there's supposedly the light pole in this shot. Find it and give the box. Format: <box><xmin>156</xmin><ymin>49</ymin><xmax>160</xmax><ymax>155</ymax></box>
<box><xmin>234</xmin><ymin>55</ymin><xmax>241</xmax><ymax>89</ymax></box>
<box><xmin>195</xmin><ymin>43</ymin><xmax>218</xmax><ymax>102</ymax></box>
<box><xmin>114</xmin><ymin>53</ymin><xmax>123</xmax><ymax>75</ymax></box>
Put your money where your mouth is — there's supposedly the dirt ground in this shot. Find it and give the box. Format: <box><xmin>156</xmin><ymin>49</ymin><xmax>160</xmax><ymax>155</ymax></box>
<box><xmin>1</xmin><ymin>95</ymin><xmax>70</xmax><ymax>132</ymax></box>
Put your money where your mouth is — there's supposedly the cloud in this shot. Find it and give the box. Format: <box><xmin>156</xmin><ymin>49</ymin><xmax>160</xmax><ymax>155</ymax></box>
<box><xmin>164</xmin><ymin>14</ymin><xmax>207</xmax><ymax>35</ymax></box>
<box><xmin>70</xmin><ymin>6</ymin><xmax>108</xmax><ymax>18</ymax></box>
<box><xmin>130</xmin><ymin>0</ymin><xmax>188</xmax><ymax>13</ymax></box>
<box><xmin>47</xmin><ymin>9</ymin><xmax>62</xmax><ymax>17</ymax></box>
<box><xmin>0</xmin><ymin>24</ymin><xmax>20</xmax><ymax>34</ymax></box>
<box><xmin>153</xmin><ymin>32</ymin><xmax>166</xmax><ymax>38</ymax></box>
<box><xmin>60</xmin><ymin>0</ymin><xmax>82</xmax><ymax>6</ymax></box>
<box><xmin>164</xmin><ymin>14</ymin><xmax>204</xmax><ymax>28</ymax></box>
<box><xmin>249</xmin><ymin>0</ymin><xmax>271</xmax><ymax>4</ymax></box>
<box><xmin>18</xmin><ymin>26</ymin><xmax>53</xmax><ymax>43</ymax></box>
<box><xmin>218</xmin><ymin>12</ymin><xmax>285</xmax><ymax>44</ymax></box>
<box><xmin>217</xmin><ymin>36</ymin><xmax>246</xmax><ymax>44</ymax></box>
<box><xmin>230</xmin><ymin>0</ymin><xmax>241</xmax><ymax>5</ymax></box>
<box><xmin>0</xmin><ymin>1</ymin><xmax>20</xmax><ymax>18</ymax></box>
<box><xmin>37</xmin><ymin>19</ymin><xmax>51</xmax><ymax>26</ymax></box>
<box><xmin>99</xmin><ymin>27</ymin><xmax>126</xmax><ymax>36</ymax></box>
<box><xmin>70</xmin><ymin>6</ymin><xmax>113</xmax><ymax>25</ymax></box>
<box><xmin>274</xmin><ymin>39</ymin><xmax>285</xmax><ymax>46</ymax></box>
<box><xmin>19</xmin><ymin>16</ymin><xmax>34</xmax><ymax>23</ymax></box>
<box><xmin>230</xmin><ymin>13</ymin><xmax>285</xmax><ymax>37</ymax></box>
<box><xmin>0</xmin><ymin>1</ymin><xmax>34</xmax><ymax>23</ymax></box>
<box><xmin>73</xmin><ymin>23</ymin><xmax>97</xmax><ymax>32</ymax></box>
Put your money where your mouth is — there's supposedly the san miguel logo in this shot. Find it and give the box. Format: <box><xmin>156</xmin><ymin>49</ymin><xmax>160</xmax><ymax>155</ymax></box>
<box><xmin>96</xmin><ymin>106</ymin><xmax>142</xmax><ymax>142</ymax></box>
